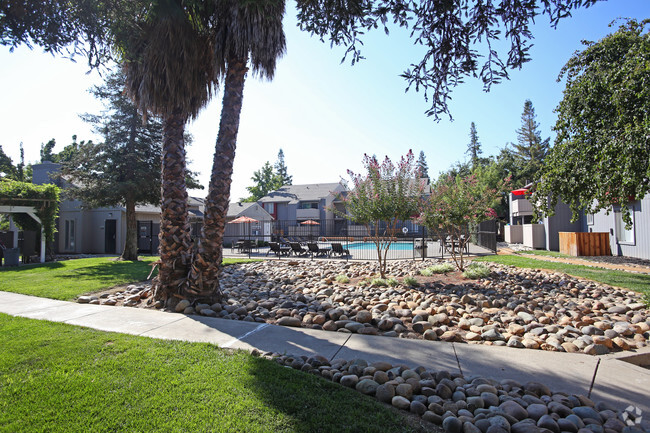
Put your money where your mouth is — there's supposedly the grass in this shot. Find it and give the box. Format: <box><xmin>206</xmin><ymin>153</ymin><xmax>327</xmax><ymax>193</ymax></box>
<box><xmin>0</xmin><ymin>257</ymin><xmax>260</xmax><ymax>301</ymax></box>
<box><xmin>402</xmin><ymin>276</ymin><xmax>419</xmax><ymax>287</ymax></box>
<box><xmin>335</xmin><ymin>274</ymin><xmax>350</xmax><ymax>284</ymax></box>
<box><xmin>517</xmin><ymin>250</ymin><xmax>572</xmax><ymax>258</ymax></box>
<box><xmin>475</xmin><ymin>254</ymin><xmax>650</xmax><ymax>299</ymax></box>
<box><xmin>420</xmin><ymin>263</ymin><xmax>455</xmax><ymax>276</ymax></box>
<box><xmin>0</xmin><ymin>314</ymin><xmax>423</xmax><ymax>433</ymax></box>
<box><xmin>461</xmin><ymin>262</ymin><xmax>491</xmax><ymax>279</ymax></box>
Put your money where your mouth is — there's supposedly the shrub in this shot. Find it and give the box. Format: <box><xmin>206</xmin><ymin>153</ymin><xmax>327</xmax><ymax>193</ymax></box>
<box><xmin>462</xmin><ymin>262</ymin><xmax>491</xmax><ymax>279</ymax></box>
<box><xmin>420</xmin><ymin>263</ymin><xmax>454</xmax><ymax>275</ymax></box>
<box><xmin>370</xmin><ymin>278</ymin><xmax>388</xmax><ymax>287</ymax></box>
<box><xmin>386</xmin><ymin>278</ymin><xmax>399</xmax><ymax>287</ymax></box>
<box><xmin>402</xmin><ymin>276</ymin><xmax>419</xmax><ymax>287</ymax></box>
<box><xmin>335</xmin><ymin>274</ymin><xmax>350</xmax><ymax>284</ymax></box>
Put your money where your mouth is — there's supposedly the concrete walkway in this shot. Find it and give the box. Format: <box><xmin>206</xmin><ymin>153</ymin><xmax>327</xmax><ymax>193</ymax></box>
<box><xmin>1</xmin><ymin>290</ymin><xmax>649</xmax><ymax>422</ymax></box>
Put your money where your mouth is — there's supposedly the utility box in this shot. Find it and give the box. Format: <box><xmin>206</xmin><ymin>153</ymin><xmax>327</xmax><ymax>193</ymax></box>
<box><xmin>2</xmin><ymin>248</ymin><xmax>20</xmax><ymax>266</ymax></box>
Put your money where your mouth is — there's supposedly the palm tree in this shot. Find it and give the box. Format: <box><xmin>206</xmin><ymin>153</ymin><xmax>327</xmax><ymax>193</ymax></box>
<box><xmin>188</xmin><ymin>0</ymin><xmax>286</xmax><ymax>297</ymax></box>
<box><xmin>120</xmin><ymin>0</ymin><xmax>217</xmax><ymax>303</ymax></box>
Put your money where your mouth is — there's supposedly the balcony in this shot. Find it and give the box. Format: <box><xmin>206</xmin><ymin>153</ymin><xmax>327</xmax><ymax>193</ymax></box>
<box><xmin>296</xmin><ymin>208</ymin><xmax>320</xmax><ymax>220</ymax></box>
<box><xmin>512</xmin><ymin>198</ymin><xmax>533</xmax><ymax>216</ymax></box>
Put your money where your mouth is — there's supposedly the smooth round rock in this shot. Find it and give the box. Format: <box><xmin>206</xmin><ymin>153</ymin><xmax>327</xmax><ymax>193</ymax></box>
<box><xmin>356</xmin><ymin>379</ymin><xmax>379</xmax><ymax>395</ymax></box>
<box><xmin>392</xmin><ymin>395</ymin><xmax>412</xmax><ymax>410</ymax></box>
<box><xmin>443</xmin><ymin>416</ymin><xmax>463</xmax><ymax>433</ymax></box>
<box><xmin>500</xmin><ymin>400</ymin><xmax>528</xmax><ymax>421</ymax></box>
<box><xmin>537</xmin><ymin>414</ymin><xmax>560</xmax><ymax>433</ymax></box>
<box><xmin>375</xmin><ymin>383</ymin><xmax>395</xmax><ymax>403</ymax></box>
<box><xmin>411</xmin><ymin>400</ymin><xmax>428</xmax><ymax>415</ymax></box>
<box><xmin>340</xmin><ymin>374</ymin><xmax>359</xmax><ymax>388</ymax></box>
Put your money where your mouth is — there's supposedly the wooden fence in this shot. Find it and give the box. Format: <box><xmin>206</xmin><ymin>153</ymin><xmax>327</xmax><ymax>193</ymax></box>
<box><xmin>559</xmin><ymin>232</ymin><xmax>611</xmax><ymax>256</ymax></box>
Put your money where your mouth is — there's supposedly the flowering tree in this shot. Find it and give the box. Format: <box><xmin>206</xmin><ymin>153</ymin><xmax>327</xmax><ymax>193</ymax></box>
<box><xmin>337</xmin><ymin>151</ymin><xmax>424</xmax><ymax>278</ymax></box>
<box><xmin>418</xmin><ymin>174</ymin><xmax>508</xmax><ymax>271</ymax></box>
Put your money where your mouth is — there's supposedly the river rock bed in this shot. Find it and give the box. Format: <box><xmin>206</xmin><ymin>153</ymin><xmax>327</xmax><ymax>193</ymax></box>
<box><xmin>257</xmin><ymin>350</ymin><xmax>648</xmax><ymax>433</ymax></box>
<box><xmin>84</xmin><ymin>259</ymin><xmax>650</xmax><ymax>355</ymax></box>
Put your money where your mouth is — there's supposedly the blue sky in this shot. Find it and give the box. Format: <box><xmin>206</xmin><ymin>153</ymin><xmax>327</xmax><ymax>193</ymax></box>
<box><xmin>0</xmin><ymin>0</ymin><xmax>648</xmax><ymax>201</ymax></box>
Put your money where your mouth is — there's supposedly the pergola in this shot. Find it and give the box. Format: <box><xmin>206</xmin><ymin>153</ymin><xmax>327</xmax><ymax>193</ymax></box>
<box><xmin>0</xmin><ymin>201</ymin><xmax>50</xmax><ymax>263</ymax></box>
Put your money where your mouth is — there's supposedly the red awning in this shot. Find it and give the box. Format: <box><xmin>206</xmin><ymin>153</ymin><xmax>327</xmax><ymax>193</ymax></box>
<box><xmin>511</xmin><ymin>188</ymin><xmax>529</xmax><ymax>196</ymax></box>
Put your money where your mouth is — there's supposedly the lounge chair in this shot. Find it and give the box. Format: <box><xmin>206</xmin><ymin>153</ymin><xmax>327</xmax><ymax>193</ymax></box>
<box><xmin>307</xmin><ymin>242</ymin><xmax>330</xmax><ymax>257</ymax></box>
<box><xmin>267</xmin><ymin>242</ymin><xmax>290</xmax><ymax>257</ymax></box>
<box><xmin>289</xmin><ymin>242</ymin><xmax>309</xmax><ymax>256</ymax></box>
<box><xmin>330</xmin><ymin>242</ymin><xmax>350</xmax><ymax>257</ymax></box>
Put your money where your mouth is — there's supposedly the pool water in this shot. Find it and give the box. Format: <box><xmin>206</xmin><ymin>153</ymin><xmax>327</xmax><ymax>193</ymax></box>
<box><xmin>346</xmin><ymin>241</ymin><xmax>414</xmax><ymax>251</ymax></box>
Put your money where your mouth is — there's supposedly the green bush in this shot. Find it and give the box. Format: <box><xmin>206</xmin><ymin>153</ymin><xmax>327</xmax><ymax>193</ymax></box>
<box><xmin>462</xmin><ymin>262</ymin><xmax>491</xmax><ymax>279</ymax></box>
<box><xmin>402</xmin><ymin>276</ymin><xmax>419</xmax><ymax>287</ymax></box>
<box><xmin>370</xmin><ymin>278</ymin><xmax>388</xmax><ymax>287</ymax></box>
<box><xmin>420</xmin><ymin>263</ymin><xmax>454</xmax><ymax>276</ymax></box>
<box><xmin>335</xmin><ymin>274</ymin><xmax>350</xmax><ymax>284</ymax></box>
<box><xmin>386</xmin><ymin>278</ymin><xmax>399</xmax><ymax>287</ymax></box>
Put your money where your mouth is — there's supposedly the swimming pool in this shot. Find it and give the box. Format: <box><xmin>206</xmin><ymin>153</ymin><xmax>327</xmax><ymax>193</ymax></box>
<box><xmin>346</xmin><ymin>241</ymin><xmax>414</xmax><ymax>251</ymax></box>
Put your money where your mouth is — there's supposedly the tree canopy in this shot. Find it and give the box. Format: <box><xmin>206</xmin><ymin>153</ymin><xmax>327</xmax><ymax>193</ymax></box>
<box><xmin>511</xmin><ymin>100</ymin><xmax>550</xmax><ymax>185</ymax></box>
<box><xmin>297</xmin><ymin>0</ymin><xmax>596</xmax><ymax>119</ymax></box>
<box><xmin>0</xmin><ymin>179</ymin><xmax>60</xmax><ymax>241</ymax></box>
<box><xmin>244</xmin><ymin>149</ymin><xmax>293</xmax><ymax>202</ymax></box>
<box><xmin>533</xmin><ymin>19</ymin><xmax>650</xmax><ymax>225</ymax></box>
<box><xmin>2</xmin><ymin>0</ymin><xmax>596</xmax><ymax>120</ymax></box>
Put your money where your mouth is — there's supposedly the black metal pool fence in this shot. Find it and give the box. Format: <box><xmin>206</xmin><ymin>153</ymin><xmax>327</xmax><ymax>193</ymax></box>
<box><xmin>223</xmin><ymin>218</ymin><xmax>497</xmax><ymax>260</ymax></box>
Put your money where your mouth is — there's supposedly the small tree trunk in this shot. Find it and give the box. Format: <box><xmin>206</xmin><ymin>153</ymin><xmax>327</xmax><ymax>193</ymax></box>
<box><xmin>121</xmin><ymin>196</ymin><xmax>139</xmax><ymax>261</ymax></box>
<box><xmin>189</xmin><ymin>55</ymin><xmax>249</xmax><ymax>301</ymax></box>
<box><xmin>154</xmin><ymin>108</ymin><xmax>192</xmax><ymax>303</ymax></box>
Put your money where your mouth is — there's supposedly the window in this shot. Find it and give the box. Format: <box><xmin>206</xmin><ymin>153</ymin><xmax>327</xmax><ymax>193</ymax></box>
<box><xmin>265</xmin><ymin>203</ymin><xmax>274</xmax><ymax>214</ymax></box>
<box><xmin>586</xmin><ymin>213</ymin><xmax>594</xmax><ymax>225</ymax></box>
<box><xmin>64</xmin><ymin>219</ymin><xmax>76</xmax><ymax>250</ymax></box>
<box><xmin>614</xmin><ymin>205</ymin><xmax>635</xmax><ymax>244</ymax></box>
<box><xmin>299</xmin><ymin>201</ymin><xmax>319</xmax><ymax>209</ymax></box>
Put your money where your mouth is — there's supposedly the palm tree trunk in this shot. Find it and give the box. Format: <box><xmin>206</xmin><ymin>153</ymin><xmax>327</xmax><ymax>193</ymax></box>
<box><xmin>121</xmin><ymin>194</ymin><xmax>139</xmax><ymax>261</ymax></box>
<box><xmin>154</xmin><ymin>107</ymin><xmax>192</xmax><ymax>303</ymax></box>
<box><xmin>189</xmin><ymin>55</ymin><xmax>249</xmax><ymax>301</ymax></box>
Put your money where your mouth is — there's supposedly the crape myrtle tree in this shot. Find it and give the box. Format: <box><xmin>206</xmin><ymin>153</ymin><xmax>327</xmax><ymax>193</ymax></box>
<box><xmin>533</xmin><ymin>19</ymin><xmax>650</xmax><ymax>226</ymax></box>
<box><xmin>418</xmin><ymin>174</ymin><xmax>509</xmax><ymax>271</ymax></box>
<box><xmin>337</xmin><ymin>151</ymin><xmax>423</xmax><ymax>279</ymax></box>
<box><xmin>59</xmin><ymin>69</ymin><xmax>202</xmax><ymax>261</ymax></box>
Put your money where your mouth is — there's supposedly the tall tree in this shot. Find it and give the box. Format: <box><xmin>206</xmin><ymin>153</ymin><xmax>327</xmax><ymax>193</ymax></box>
<box><xmin>243</xmin><ymin>161</ymin><xmax>283</xmax><ymax>202</ymax></box>
<box><xmin>40</xmin><ymin>139</ymin><xmax>57</xmax><ymax>162</ymax></box>
<box><xmin>466</xmin><ymin>122</ymin><xmax>482</xmax><ymax>169</ymax></box>
<box><xmin>511</xmin><ymin>100</ymin><xmax>550</xmax><ymax>184</ymax></box>
<box><xmin>120</xmin><ymin>0</ymin><xmax>217</xmax><ymax>302</ymax></box>
<box><xmin>60</xmin><ymin>70</ymin><xmax>178</xmax><ymax>261</ymax></box>
<box><xmin>274</xmin><ymin>148</ymin><xmax>292</xmax><ymax>186</ymax></box>
<box><xmin>417</xmin><ymin>151</ymin><xmax>429</xmax><ymax>180</ymax></box>
<box><xmin>188</xmin><ymin>0</ymin><xmax>286</xmax><ymax>299</ymax></box>
<box><xmin>0</xmin><ymin>145</ymin><xmax>18</xmax><ymax>179</ymax></box>
<box><xmin>534</xmin><ymin>19</ymin><xmax>650</xmax><ymax>226</ymax></box>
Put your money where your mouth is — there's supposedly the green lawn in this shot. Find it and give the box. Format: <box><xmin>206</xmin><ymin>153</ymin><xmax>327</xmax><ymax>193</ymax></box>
<box><xmin>0</xmin><ymin>257</ymin><xmax>260</xmax><ymax>301</ymax></box>
<box><xmin>475</xmin><ymin>255</ymin><xmax>650</xmax><ymax>300</ymax></box>
<box><xmin>517</xmin><ymin>250</ymin><xmax>572</xmax><ymax>258</ymax></box>
<box><xmin>0</xmin><ymin>314</ymin><xmax>422</xmax><ymax>433</ymax></box>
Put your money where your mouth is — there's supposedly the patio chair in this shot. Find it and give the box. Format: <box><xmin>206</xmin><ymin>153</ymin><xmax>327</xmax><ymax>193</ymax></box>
<box><xmin>289</xmin><ymin>242</ymin><xmax>309</xmax><ymax>256</ymax></box>
<box><xmin>330</xmin><ymin>242</ymin><xmax>350</xmax><ymax>257</ymax></box>
<box><xmin>267</xmin><ymin>242</ymin><xmax>290</xmax><ymax>257</ymax></box>
<box><xmin>307</xmin><ymin>242</ymin><xmax>330</xmax><ymax>257</ymax></box>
